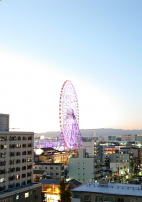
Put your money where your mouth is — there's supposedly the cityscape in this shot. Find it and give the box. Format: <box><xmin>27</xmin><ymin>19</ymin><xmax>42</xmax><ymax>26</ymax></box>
<box><xmin>1</xmin><ymin>1</ymin><xmax>142</xmax><ymax>202</ymax></box>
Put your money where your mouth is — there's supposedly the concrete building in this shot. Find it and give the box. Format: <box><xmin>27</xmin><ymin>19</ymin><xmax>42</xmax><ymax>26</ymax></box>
<box><xmin>0</xmin><ymin>113</ymin><xmax>9</xmax><ymax>131</ymax></box>
<box><xmin>33</xmin><ymin>163</ymin><xmax>64</xmax><ymax>181</ymax></box>
<box><xmin>71</xmin><ymin>178</ymin><xmax>142</xmax><ymax>202</ymax></box>
<box><xmin>110</xmin><ymin>152</ymin><xmax>130</xmax><ymax>177</ymax></box>
<box><xmin>68</xmin><ymin>147</ymin><xmax>102</xmax><ymax>184</ymax></box>
<box><xmin>121</xmin><ymin>134</ymin><xmax>136</xmax><ymax>142</ymax></box>
<box><xmin>0</xmin><ymin>130</ymin><xmax>42</xmax><ymax>201</ymax></box>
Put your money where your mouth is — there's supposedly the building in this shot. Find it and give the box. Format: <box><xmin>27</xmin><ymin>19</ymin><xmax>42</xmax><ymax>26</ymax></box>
<box><xmin>34</xmin><ymin>148</ymin><xmax>69</xmax><ymax>165</ymax></box>
<box><xmin>98</xmin><ymin>136</ymin><xmax>116</xmax><ymax>142</ymax></box>
<box><xmin>110</xmin><ymin>152</ymin><xmax>130</xmax><ymax>175</ymax></box>
<box><xmin>0</xmin><ymin>113</ymin><xmax>9</xmax><ymax>131</ymax></box>
<box><xmin>71</xmin><ymin>178</ymin><xmax>142</xmax><ymax>202</ymax></box>
<box><xmin>66</xmin><ymin>179</ymin><xmax>82</xmax><ymax>190</ymax></box>
<box><xmin>39</xmin><ymin>179</ymin><xmax>60</xmax><ymax>202</ymax></box>
<box><xmin>68</xmin><ymin>147</ymin><xmax>102</xmax><ymax>184</ymax></box>
<box><xmin>33</xmin><ymin>163</ymin><xmax>64</xmax><ymax>181</ymax></box>
<box><xmin>121</xmin><ymin>134</ymin><xmax>136</xmax><ymax>142</ymax></box>
<box><xmin>0</xmin><ymin>114</ymin><xmax>42</xmax><ymax>201</ymax></box>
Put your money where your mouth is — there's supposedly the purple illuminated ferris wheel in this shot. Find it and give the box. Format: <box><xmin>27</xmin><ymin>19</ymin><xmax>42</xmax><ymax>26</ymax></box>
<box><xmin>57</xmin><ymin>80</ymin><xmax>82</xmax><ymax>149</ymax></box>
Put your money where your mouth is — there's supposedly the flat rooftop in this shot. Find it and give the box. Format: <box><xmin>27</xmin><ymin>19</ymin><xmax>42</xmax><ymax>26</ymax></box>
<box><xmin>0</xmin><ymin>131</ymin><xmax>34</xmax><ymax>135</ymax></box>
<box><xmin>71</xmin><ymin>182</ymin><xmax>142</xmax><ymax>197</ymax></box>
<box><xmin>0</xmin><ymin>183</ymin><xmax>42</xmax><ymax>197</ymax></box>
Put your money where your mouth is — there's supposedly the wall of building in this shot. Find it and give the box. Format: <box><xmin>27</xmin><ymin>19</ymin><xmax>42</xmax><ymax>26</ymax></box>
<box><xmin>0</xmin><ymin>132</ymin><xmax>34</xmax><ymax>191</ymax></box>
<box><xmin>33</xmin><ymin>164</ymin><xmax>64</xmax><ymax>180</ymax></box>
<box><xmin>68</xmin><ymin>149</ymin><xmax>94</xmax><ymax>183</ymax></box>
<box><xmin>121</xmin><ymin>134</ymin><xmax>136</xmax><ymax>142</ymax></box>
<box><xmin>0</xmin><ymin>114</ymin><xmax>9</xmax><ymax>131</ymax></box>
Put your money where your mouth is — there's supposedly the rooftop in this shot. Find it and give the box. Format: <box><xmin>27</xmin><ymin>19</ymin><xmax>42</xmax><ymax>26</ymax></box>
<box><xmin>0</xmin><ymin>131</ymin><xmax>34</xmax><ymax>135</ymax></box>
<box><xmin>40</xmin><ymin>179</ymin><xmax>60</xmax><ymax>185</ymax></box>
<box><xmin>67</xmin><ymin>179</ymin><xmax>82</xmax><ymax>186</ymax></box>
<box><xmin>34</xmin><ymin>163</ymin><xmax>63</xmax><ymax>165</ymax></box>
<box><xmin>0</xmin><ymin>183</ymin><xmax>41</xmax><ymax>197</ymax></box>
<box><xmin>71</xmin><ymin>182</ymin><xmax>142</xmax><ymax>197</ymax></box>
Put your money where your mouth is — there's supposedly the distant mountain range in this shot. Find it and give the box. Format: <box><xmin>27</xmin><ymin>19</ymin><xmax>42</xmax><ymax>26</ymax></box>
<box><xmin>35</xmin><ymin>128</ymin><xmax>142</xmax><ymax>138</ymax></box>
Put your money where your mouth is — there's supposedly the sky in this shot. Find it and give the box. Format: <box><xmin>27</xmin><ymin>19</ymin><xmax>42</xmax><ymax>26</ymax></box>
<box><xmin>0</xmin><ymin>0</ymin><xmax>142</xmax><ymax>132</ymax></box>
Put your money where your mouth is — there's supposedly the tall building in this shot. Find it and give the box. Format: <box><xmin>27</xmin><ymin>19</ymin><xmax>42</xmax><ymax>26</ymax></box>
<box><xmin>0</xmin><ymin>114</ymin><xmax>42</xmax><ymax>202</ymax></box>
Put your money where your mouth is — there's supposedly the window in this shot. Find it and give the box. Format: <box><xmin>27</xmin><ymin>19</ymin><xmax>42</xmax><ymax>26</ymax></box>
<box><xmin>22</xmin><ymin>144</ymin><xmax>26</xmax><ymax>148</ymax></box>
<box><xmin>17</xmin><ymin>144</ymin><xmax>21</xmax><ymax>148</ymax></box>
<box><xmin>16</xmin><ymin>195</ymin><xmax>19</xmax><ymax>200</ymax></box>
<box><xmin>45</xmin><ymin>167</ymin><xmax>47</xmax><ymax>169</ymax></box>
<box><xmin>50</xmin><ymin>167</ymin><xmax>53</xmax><ymax>169</ymax></box>
<box><xmin>17</xmin><ymin>136</ymin><xmax>21</xmax><ymax>140</ymax></box>
<box><xmin>56</xmin><ymin>167</ymin><xmax>59</xmax><ymax>170</ymax></box>
<box><xmin>56</xmin><ymin>173</ymin><xmax>59</xmax><ymax>175</ymax></box>
<box><xmin>16</xmin><ymin>175</ymin><xmax>20</xmax><ymax>179</ymax></box>
<box><xmin>28</xmin><ymin>136</ymin><xmax>32</xmax><ymax>140</ymax></box>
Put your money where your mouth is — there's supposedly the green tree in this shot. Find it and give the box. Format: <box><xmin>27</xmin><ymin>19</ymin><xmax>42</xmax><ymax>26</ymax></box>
<box><xmin>58</xmin><ymin>178</ymin><xmax>71</xmax><ymax>202</ymax></box>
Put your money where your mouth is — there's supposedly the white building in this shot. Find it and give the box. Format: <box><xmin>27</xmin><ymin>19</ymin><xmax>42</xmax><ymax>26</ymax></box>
<box><xmin>121</xmin><ymin>134</ymin><xmax>136</xmax><ymax>142</ymax></box>
<box><xmin>68</xmin><ymin>147</ymin><xmax>102</xmax><ymax>184</ymax></box>
<box><xmin>71</xmin><ymin>179</ymin><xmax>142</xmax><ymax>202</ymax></box>
<box><xmin>33</xmin><ymin>163</ymin><xmax>64</xmax><ymax>181</ymax></box>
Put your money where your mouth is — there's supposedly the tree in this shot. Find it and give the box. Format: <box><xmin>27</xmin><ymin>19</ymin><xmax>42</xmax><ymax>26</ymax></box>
<box><xmin>41</xmin><ymin>192</ymin><xmax>46</xmax><ymax>202</ymax></box>
<box><xmin>34</xmin><ymin>175</ymin><xmax>40</xmax><ymax>182</ymax></box>
<box><xmin>58</xmin><ymin>178</ymin><xmax>71</xmax><ymax>202</ymax></box>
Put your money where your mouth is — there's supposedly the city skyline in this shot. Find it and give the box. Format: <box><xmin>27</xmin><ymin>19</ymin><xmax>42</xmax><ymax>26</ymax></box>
<box><xmin>1</xmin><ymin>1</ymin><xmax>142</xmax><ymax>132</ymax></box>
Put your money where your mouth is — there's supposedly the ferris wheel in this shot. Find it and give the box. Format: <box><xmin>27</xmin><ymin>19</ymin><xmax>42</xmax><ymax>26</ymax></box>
<box><xmin>58</xmin><ymin>80</ymin><xmax>82</xmax><ymax>148</ymax></box>
<box><xmin>59</xmin><ymin>80</ymin><xmax>79</xmax><ymax>130</ymax></box>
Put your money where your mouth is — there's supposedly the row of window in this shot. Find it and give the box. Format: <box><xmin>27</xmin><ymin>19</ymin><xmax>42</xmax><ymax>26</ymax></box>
<box><xmin>16</xmin><ymin>191</ymin><xmax>32</xmax><ymax>200</ymax></box>
<box><xmin>0</xmin><ymin>136</ymin><xmax>32</xmax><ymax>141</ymax></box>
<box><xmin>9</xmin><ymin>158</ymin><xmax>32</xmax><ymax>165</ymax></box>
<box><xmin>9</xmin><ymin>143</ymin><xmax>32</xmax><ymax>148</ymax></box>
<box><xmin>9</xmin><ymin>151</ymin><xmax>32</xmax><ymax>156</ymax></box>
<box><xmin>0</xmin><ymin>165</ymin><xmax>32</xmax><ymax>175</ymax></box>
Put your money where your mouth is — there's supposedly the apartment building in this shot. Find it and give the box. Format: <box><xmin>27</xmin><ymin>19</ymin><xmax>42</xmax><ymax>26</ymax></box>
<box><xmin>33</xmin><ymin>163</ymin><xmax>64</xmax><ymax>181</ymax></box>
<box><xmin>0</xmin><ymin>131</ymin><xmax>42</xmax><ymax>201</ymax></box>
<box><xmin>0</xmin><ymin>114</ymin><xmax>42</xmax><ymax>202</ymax></box>
<box><xmin>68</xmin><ymin>147</ymin><xmax>103</xmax><ymax>184</ymax></box>
<box><xmin>71</xmin><ymin>178</ymin><xmax>142</xmax><ymax>202</ymax></box>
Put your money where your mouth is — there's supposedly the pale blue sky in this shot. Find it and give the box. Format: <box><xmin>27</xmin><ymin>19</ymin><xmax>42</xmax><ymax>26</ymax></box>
<box><xmin>0</xmin><ymin>1</ymin><xmax>142</xmax><ymax>131</ymax></box>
